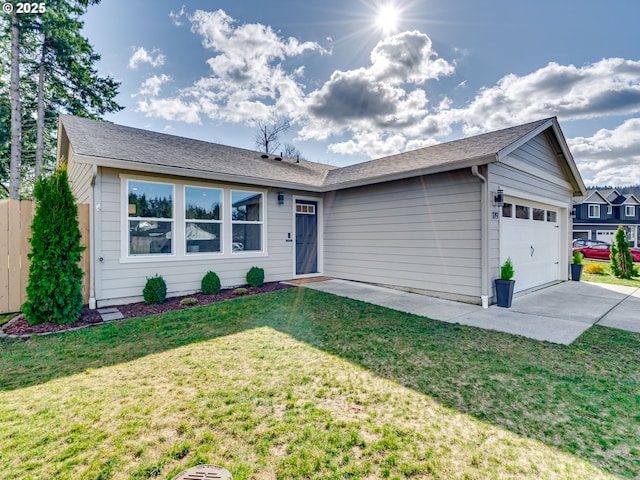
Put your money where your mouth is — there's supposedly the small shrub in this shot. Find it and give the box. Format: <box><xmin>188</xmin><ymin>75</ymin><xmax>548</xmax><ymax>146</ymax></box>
<box><xmin>201</xmin><ymin>270</ymin><xmax>221</xmax><ymax>295</ymax></box>
<box><xmin>584</xmin><ymin>263</ymin><xmax>605</xmax><ymax>275</ymax></box>
<box><xmin>179</xmin><ymin>297</ymin><xmax>198</xmax><ymax>306</ymax></box>
<box><xmin>233</xmin><ymin>287</ymin><xmax>248</xmax><ymax>295</ymax></box>
<box><xmin>572</xmin><ymin>250</ymin><xmax>583</xmax><ymax>265</ymax></box>
<box><xmin>246</xmin><ymin>266</ymin><xmax>265</xmax><ymax>287</ymax></box>
<box><xmin>500</xmin><ymin>258</ymin><xmax>514</xmax><ymax>280</ymax></box>
<box><xmin>610</xmin><ymin>225</ymin><xmax>638</xmax><ymax>279</ymax></box>
<box><xmin>143</xmin><ymin>275</ymin><xmax>167</xmax><ymax>304</ymax></box>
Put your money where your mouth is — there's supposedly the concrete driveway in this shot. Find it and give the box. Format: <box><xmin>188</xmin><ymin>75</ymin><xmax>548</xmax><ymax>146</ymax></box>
<box><xmin>299</xmin><ymin>279</ymin><xmax>640</xmax><ymax>345</ymax></box>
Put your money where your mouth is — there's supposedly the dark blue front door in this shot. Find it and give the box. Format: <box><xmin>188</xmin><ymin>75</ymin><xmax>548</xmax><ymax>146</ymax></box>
<box><xmin>296</xmin><ymin>201</ymin><xmax>318</xmax><ymax>274</ymax></box>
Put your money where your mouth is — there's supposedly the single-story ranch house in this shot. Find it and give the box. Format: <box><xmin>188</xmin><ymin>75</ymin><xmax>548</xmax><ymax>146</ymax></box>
<box><xmin>57</xmin><ymin>115</ymin><xmax>586</xmax><ymax>309</ymax></box>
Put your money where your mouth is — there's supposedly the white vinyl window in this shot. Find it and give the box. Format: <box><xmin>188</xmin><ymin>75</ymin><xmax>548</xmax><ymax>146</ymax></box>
<box><xmin>127</xmin><ymin>180</ymin><xmax>174</xmax><ymax>256</ymax></box>
<box><xmin>231</xmin><ymin>190</ymin><xmax>263</xmax><ymax>252</ymax></box>
<box><xmin>588</xmin><ymin>204</ymin><xmax>600</xmax><ymax>218</ymax></box>
<box><xmin>625</xmin><ymin>205</ymin><xmax>636</xmax><ymax>217</ymax></box>
<box><xmin>185</xmin><ymin>186</ymin><xmax>222</xmax><ymax>254</ymax></box>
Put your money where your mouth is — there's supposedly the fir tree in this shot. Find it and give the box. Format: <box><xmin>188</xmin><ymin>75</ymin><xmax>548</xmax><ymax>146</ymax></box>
<box><xmin>23</xmin><ymin>165</ymin><xmax>85</xmax><ymax>324</ymax></box>
<box><xmin>610</xmin><ymin>225</ymin><xmax>638</xmax><ymax>280</ymax></box>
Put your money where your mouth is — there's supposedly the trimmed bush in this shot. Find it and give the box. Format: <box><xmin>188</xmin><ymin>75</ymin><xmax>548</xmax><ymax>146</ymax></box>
<box><xmin>584</xmin><ymin>263</ymin><xmax>605</xmax><ymax>275</ymax></box>
<box><xmin>610</xmin><ymin>226</ymin><xmax>638</xmax><ymax>279</ymax></box>
<box><xmin>572</xmin><ymin>251</ymin><xmax>583</xmax><ymax>265</ymax></box>
<box><xmin>246</xmin><ymin>266</ymin><xmax>265</xmax><ymax>287</ymax></box>
<box><xmin>201</xmin><ymin>271</ymin><xmax>221</xmax><ymax>295</ymax></box>
<box><xmin>500</xmin><ymin>258</ymin><xmax>514</xmax><ymax>281</ymax></box>
<box><xmin>23</xmin><ymin>167</ymin><xmax>85</xmax><ymax>325</ymax></box>
<box><xmin>143</xmin><ymin>275</ymin><xmax>167</xmax><ymax>304</ymax></box>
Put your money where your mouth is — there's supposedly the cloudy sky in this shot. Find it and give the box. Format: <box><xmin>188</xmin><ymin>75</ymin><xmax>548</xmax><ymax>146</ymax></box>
<box><xmin>82</xmin><ymin>0</ymin><xmax>640</xmax><ymax>186</ymax></box>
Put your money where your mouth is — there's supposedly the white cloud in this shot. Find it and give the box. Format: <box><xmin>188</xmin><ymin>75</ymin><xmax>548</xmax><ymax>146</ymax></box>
<box><xmin>141</xmin><ymin>9</ymin><xmax>327</xmax><ymax>125</ymax></box>
<box><xmin>169</xmin><ymin>5</ymin><xmax>186</xmax><ymax>26</ymax></box>
<box><xmin>137</xmin><ymin>98</ymin><xmax>201</xmax><ymax>124</ymax></box>
<box><xmin>128</xmin><ymin>47</ymin><xmax>166</xmax><ymax>69</ymax></box>
<box><xmin>298</xmin><ymin>31</ymin><xmax>454</xmax><ymax>152</ymax></box>
<box><xmin>369</xmin><ymin>31</ymin><xmax>455</xmax><ymax>84</ymax></box>
<box><xmin>133</xmin><ymin>74</ymin><xmax>171</xmax><ymax>97</ymax></box>
<box><xmin>568</xmin><ymin>118</ymin><xmax>640</xmax><ymax>186</ymax></box>
<box><xmin>440</xmin><ymin>58</ymin><xmax>640</xmax><ymax>135</ymax></box>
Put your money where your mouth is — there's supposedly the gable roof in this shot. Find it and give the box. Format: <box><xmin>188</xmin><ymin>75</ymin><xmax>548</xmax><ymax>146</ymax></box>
<box><xmin>581</xmin><ymin>190</ymin><xmax>611</xmax><ymax>204</ymax></box>
<box><xmin>58</xmin><ymin>115</ymin><xmax>337</xmax><ymax>190</ymax></box>
<box><xmin>58</xmin><ymin>115</ymin><xmax>585</xmax><ymax>194</ymax></box>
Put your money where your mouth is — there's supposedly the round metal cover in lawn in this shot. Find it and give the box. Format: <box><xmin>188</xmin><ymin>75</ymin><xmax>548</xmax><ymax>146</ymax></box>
<box><xmin>171</xmin><ymin>464</ymin><xmax>232</xmax><ymax>479</ymax></box>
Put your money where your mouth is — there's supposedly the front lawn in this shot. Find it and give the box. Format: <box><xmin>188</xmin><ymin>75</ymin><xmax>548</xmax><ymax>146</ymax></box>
<box><xmin>582</xmin><ymin>260</ymin><xmax>640</xmax><ymax>287</ymax></box>
<box><xmin>1</xmin><ymin>288</ymin><xmax>638</xmax><ymax>479</ymax></box>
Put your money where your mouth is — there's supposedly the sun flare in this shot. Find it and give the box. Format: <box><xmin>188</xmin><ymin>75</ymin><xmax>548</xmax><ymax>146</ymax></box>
<box><xmin>376</xmin><ymin>4</ymin><xmax>400</xmax><ymax>34</ymax></box>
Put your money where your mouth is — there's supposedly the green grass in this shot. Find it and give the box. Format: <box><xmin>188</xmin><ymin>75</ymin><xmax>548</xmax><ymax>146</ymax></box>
<box><xmin>0</xmin><ymin>312</ymin><xmax>17</xmax><ymax>327</ymax></box>
<box><xmin>1</xmin><ymin>288</ymin><xmax>638</xmax><ymax>479</ymax></box>
<box><xmin>582</xmin><ymin>260</ymin><xmax>640</xmax><ymax>287</ymax></box>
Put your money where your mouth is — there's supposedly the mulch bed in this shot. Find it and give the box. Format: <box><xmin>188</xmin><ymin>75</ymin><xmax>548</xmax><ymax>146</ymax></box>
<box><xmin>2</xmin><ymin>282</ymin><xmax>294</xmax><ymax>337</ymax></box>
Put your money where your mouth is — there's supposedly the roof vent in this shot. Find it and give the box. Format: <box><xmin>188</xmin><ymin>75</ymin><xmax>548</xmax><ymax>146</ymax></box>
<box><xmin>260</xmin><ymin>154</ymin><xmax>269</xmax><ymax>159</ymax></box>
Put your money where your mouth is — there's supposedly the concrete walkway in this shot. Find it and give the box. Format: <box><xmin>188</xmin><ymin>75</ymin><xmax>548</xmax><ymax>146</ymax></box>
<box><xmin>300</xmin><ymin>279</ymin><xmax>640</xmax><ymax>345</ymax></box>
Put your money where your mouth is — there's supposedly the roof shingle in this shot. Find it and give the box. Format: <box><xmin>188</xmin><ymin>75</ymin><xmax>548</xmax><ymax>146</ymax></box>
<box><xmin>60</xmin><ymin>115</ymin><xmax>555</xmax><ymax>191</ymax></box>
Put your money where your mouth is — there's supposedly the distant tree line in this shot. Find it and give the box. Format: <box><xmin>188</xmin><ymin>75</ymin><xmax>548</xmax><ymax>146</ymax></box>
<box><xmin>1</xmin><ymin>0</ymin><xmax>123</xmax><ymax>199</ymax></box>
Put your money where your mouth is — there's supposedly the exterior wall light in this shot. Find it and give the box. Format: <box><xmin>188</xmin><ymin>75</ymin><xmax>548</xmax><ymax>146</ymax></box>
<box><xmin>277</xmin><ymin>191</ymin><xmax>284</xmax><ymax>205</ymax></box>
<box><xmin>494</xmin><ymin>188</ymin><xmax>504</xmax><ymax>207</ymax></box>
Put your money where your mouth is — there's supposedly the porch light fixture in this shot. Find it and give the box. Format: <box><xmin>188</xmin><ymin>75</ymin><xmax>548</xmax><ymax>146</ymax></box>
<box><xmin>494</xmin><ymin>188</ymin><xmax>504</xmax><ymax>207</ymax></box>
<box><xmin>277</xmin><ymin>191</ymin><xmax>284</xmax><ymax>205</ymax></box>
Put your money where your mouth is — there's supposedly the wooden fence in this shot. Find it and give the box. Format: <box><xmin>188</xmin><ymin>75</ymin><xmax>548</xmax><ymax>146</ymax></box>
<box><xmin>0</xmin><ymin>199</ymin><xmax>90</xmax><ymax>314</ymax></box>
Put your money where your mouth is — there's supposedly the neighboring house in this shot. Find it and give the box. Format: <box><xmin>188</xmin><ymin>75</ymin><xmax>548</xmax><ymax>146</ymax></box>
<box><xmin>573</xmin><ymin>189</ymin><xmax>640</xmax><ymax>246</ymax></box>
<box><xmin>57</xmin><ymin>115</ymin><xmax>585</xmax><ymax>309</ymax></box>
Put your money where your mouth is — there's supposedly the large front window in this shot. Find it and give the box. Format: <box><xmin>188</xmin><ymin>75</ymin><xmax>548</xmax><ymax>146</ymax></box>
<box><xmin>128</xmin><ymin>180</ymin><xmax>174</xmax><ymax>255</ymax></box>
<box><xmin>185</xmin><ymin>186</ymin><xmax>222</xmax><ymax>254</ymax></box>
<box><xmin>232</xmin><ymin>191</ymin><xmax>263</xmax><ymax>252</ymax></box>
<box><xmin>588</xmin><ymin>204</ymin><xmax>600</xmax><ymax>218</ymax></box>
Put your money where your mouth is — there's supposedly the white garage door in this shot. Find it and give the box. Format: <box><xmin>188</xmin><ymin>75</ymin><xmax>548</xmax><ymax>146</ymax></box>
<box><xmin>596</xmin><ymin>230</ymin><xmax>616</xmax><ymax>243</ymax></box>
<box><xmin>500</xmin><ymin>199</ymin><xmax>560</xmax><ymax>293</ymax></box>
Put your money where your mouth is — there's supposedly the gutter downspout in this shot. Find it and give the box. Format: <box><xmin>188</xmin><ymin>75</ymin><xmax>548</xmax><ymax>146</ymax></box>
<box><xmin>471</xmin><ymin>165</ymin><xmax>489</xmax><ymax>308</ymax></box>
<box><xmin>89</xmin><ymin>165</ymin><xmax>97</xmax><ymax>309</ymax></box>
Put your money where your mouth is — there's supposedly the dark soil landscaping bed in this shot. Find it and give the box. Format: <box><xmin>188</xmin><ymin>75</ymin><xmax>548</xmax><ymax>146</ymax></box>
<box><xmin>2</xmin><ymin>282</ymin><xmax>294</xmax><ymax>337</ymax></box>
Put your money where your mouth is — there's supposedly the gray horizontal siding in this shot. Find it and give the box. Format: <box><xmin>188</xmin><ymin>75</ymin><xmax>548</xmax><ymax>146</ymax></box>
<box><xmin>508</xmin><ymin>134</ymin><xmax>565</xmax><ymax>180</ymax></box>
<box><xmin>323</xmin><ymin>171</ymin><xmax>482</xmax><ymax>301</ymax></box>
<box><xmin>488</xmin><ymin>133</ymin><xmax>573</xmax><ymax>295</ymax></box>
<box><xmin>94</xmin><ymin>168</ymin><xmax>304</xmax><ymax>307</ymax></box>
<box><xmin>67</xmin><ymin>147</ymin><xmax>93</xmax><ymax>204</ymax></box>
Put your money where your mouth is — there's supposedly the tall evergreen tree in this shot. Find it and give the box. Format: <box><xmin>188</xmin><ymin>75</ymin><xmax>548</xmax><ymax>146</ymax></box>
<box><xmin>1</xmin><ymin>0</ymin><xmax>123</xmax><ymax>196</ymax></box>
<box><xmin>8</xmin><ymin>10</ymin><xmax>21</xmax><ymax>199</ymax></box>
<box><xmin>23</xmin><ymin>164</ymin><xmax>85</xmax><ymax>325</ymax></box>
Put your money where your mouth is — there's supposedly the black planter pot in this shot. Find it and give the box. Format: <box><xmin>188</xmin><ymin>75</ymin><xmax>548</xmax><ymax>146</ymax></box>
<box><xmin>495</xmin><ymin>279</ymin><xmax>515</xmax><ymax>308</ymax></box>
<box><xmin>571</xmin><ymin>264</ymin><xmax>583</xmax><ymax>281</ymax></box>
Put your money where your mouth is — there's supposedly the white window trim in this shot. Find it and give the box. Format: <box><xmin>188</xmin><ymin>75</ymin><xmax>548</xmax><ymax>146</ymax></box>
<box><xmin>625</xmin><ymin>205</ymin><xmax>636</xmax><ymax>217</ymax></box>
<box><xmin>184</xmin><ymin>185</ymin><xmax>224</xmax><ymax>256</ymax></box>
<box><xmin>607</xmin><ymin>205</ymin><xmax>613</xmax><ymax>214</ymax></box>
<box><xmin>125</xmin><ymin>178</ymin><xmax>175</xmax><ymax>258</ymax></box>
<box><xmin>120</xmin><ymin>174</ymin><xmax>267</xmax><ymax>263</ymax></box>
<box><xmin>588</xmin><ymin>204</ymin><xmax>600</xmax><ymax>218</ymax></box>
<box><xmin>231</xmin><ymin>189</ymin><xmax>266</xmax><ymax>255</ymax></box>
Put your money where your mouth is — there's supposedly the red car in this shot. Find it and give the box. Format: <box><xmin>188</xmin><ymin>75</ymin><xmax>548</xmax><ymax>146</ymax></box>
<box><xmin>573</xmin><ymin>244</ymin><xmax>640</xmax><ymax>262</ymax></box>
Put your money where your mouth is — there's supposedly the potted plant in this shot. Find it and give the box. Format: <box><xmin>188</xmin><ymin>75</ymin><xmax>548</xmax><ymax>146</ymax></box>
<box><xmin>495</xmin><ymin>258</ymin><xmax>515</xmax><ymax>308</ymax></box>
<box><xmin>571</xmin><ymin>251</ymin><xmax>583</xmax><ymax>281</ymax></box>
